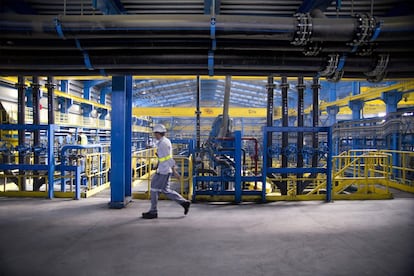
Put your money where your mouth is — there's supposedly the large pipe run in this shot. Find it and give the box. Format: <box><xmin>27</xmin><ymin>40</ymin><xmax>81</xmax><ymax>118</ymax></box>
<box><xmin>1</xmin><ymin>14</ymin><xmax>413</xmax><ymax>42</ymax></box>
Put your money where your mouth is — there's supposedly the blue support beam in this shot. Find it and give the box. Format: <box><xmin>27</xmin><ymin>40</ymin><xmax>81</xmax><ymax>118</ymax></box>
<box><xmin>58</xmin><ymin>80</ymin><xmax>72</xmax><ymax>113</ymax></box>
<box><xmin>109</xmin><ymin>75</ymin><xmax>133</xmax><ymax>208</ymax></box>
<box><xmin>349</xmin><ymin>100</ymin><xmax>364</xmax><ymax>121</ymax></box>
<box><xmin>352</xmin><ymin>81</ymin><xmax>361</xmax><ymax>96</ymax></box>
<box><xmin>327</xmin><ymin>106</ymin><xmax>339</xmax><ymax>126</ymax></box>
<box><xmin>262</xmin><ymin>126</ymin><xmax>333</xmax><ymax>202</ymax></box>
<box><xmin>98</xmin><ymin>86</ymin><xmax>110</xmax><ymax>119</ymax></box>
<box><xmin>382</xmin><ymin>90</ymin><xmax>402</xmax><ymax>114</ymax></box>
<box><xmin>234</xmin><ymin>131</ymin><xmax>242</xmax><ymax>203</ymax></box>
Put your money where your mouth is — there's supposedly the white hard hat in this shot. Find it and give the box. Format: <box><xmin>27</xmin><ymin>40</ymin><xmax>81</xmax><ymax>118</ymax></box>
<box><xmin>153</xmin><ymin>124</ymin><xmax>167</xmax><ymax>133</ymax></box>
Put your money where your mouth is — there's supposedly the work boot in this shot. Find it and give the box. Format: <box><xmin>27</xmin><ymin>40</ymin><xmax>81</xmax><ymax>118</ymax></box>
<box><xmin>181</xmin><ymin>201</ymin><xmax>191</xmax><ymax>215</ymax></box>
<box><xmin>142</xmin><ymin>211</ymin><xmax>158</xmax><ymax>219</ymax></box>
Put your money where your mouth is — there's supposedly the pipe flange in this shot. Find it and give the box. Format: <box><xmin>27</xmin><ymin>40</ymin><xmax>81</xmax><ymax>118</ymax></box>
<box><xmin>303</xmin><ymin>42</ymin><xmax>322</xmax><ymax>56</ymax></box>
<box><xmin>291</xmin><ymin>13</ymin><xmax>313</xmax><ymax>46</ymax></box>
<box><xmin>357</xmin><ymin>44</ymin><xmax>376</xmax><ymax>56</ymax></box>
<box><xmin>45</xmin><ymin>82</ymin><xmax>56</xmax><ymax>89</ymax></box>
<box><xmin>14</xmin><ymin>82</ymin><xmax>27</xmax><ymax>89</ymax></box>
<box><xmin>365</xmin><ymin>54</ymin><xmax>389</xmax><ymax>82</ymax></box>
<box><xmin>349</xmin><ymin>13</ymin><xmax>376</xmax><ymax>50</ymax></box>
<box><xmin>30</xmin><ymin>83</ymin><xmax>41</xmax><ymax>89</ymax></box>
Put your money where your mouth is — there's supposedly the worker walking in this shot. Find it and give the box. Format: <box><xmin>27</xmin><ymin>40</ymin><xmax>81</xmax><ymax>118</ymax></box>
<box><xmin>142</xmin><ymin>124</ymin><xmax>191</xmax><ymax>219</ymax></box>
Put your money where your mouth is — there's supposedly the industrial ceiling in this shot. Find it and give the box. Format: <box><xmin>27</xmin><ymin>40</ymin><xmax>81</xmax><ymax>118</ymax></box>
<box><xmin>1</xmin><ymin>0</ymin><xmax>414</xmax><ymax>80</ymax></box>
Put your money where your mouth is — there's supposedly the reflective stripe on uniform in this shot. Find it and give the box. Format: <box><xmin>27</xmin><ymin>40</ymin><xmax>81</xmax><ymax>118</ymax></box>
<box><xmin>158</xmin><ymin>154</ymin><xmax>172</xmax><ymax>162</ymax></box>
<box><xmin>150</xmin><ymin>188</ymin><xmax>163</xmax><ymax>192</ymax></box>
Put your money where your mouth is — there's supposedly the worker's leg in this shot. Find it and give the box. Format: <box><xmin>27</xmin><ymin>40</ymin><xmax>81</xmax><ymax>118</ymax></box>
<box><xmin>149</xmin><ymin>173</ymin><xmax>168</xmax><ymax>213</ymax></box>
<box><xmin>160</xmin><ymin>174</ymin><xmax>187</xmax><ymax>204</ymax></box>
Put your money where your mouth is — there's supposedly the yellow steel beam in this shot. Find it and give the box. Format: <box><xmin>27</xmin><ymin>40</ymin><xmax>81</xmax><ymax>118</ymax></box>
<box><xmin>320</xmin><ymin>80</ymin><xmax>414</xmax><ymax>110</ymax></box>
<box><xmin>0</xmin><ymin>77</ymin><xmax>112</xmax><ymax>111</ymax></box>
<box><xmin>133</xmin><ymin>107</ymin><xmax>269</xmax><ymax>117</ymax></box>
<box><xmin>53</xmin><ymin>90</ymin><xmax>110</xmax><ymax>110</ymax></box>
<box><xmin>172</xmin><ymin>125</ymin><xmax>263</xmax><ymax>131</ymax></box>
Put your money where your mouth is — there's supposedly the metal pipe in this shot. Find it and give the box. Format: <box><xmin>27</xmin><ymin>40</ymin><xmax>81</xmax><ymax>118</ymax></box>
<box><xmin>296</xmin><ymin>76</ymin><xmax>305</xmax><ymax>195</ymax></box>
<box><xmin>219</xmin><ymin>75</ymin><xmax>231</xmax><ymax>138</ymax></box>
<box><xmin>46</xmin><ymin>76</ymin><xmax>55</xmax><ymax>124</ymax></box>
<box><xmin>32</xmin><ymin>76</ymin><xmax>41</xmax><ymax>191</ymax></box>
<box><xmin>280</xmin><ymin>76</ymin><xmax>289</xmax><ymax>196</ymax></box>
<box><xmin>1</xmin><ymin>14</ymin><xmax>413</xmax><ymax>41</ymax></box>
<box><xmin>196</xmin><ymin>75</ymin><xmax>201</xmax><ymax>151</ymax></box>
<box><xmin>17</xmin><ymin>76</ymin><xmax>26</xmax><ymax>190</ymax></box>
<box><xmin>266</xmin><ymin>76</ymin><xmax>274</xmax><ymax>174</ymax></box>
<box><xmin>32</xmin><ymin>76</ymin><xmax>40</xmax><ymax>145</ymax></box>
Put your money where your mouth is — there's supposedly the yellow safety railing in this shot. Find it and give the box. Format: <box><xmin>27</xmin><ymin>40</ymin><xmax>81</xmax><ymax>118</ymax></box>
<box><xmin>131</xmin><ymin>147</ymin><xmax>193</xmax><ymax>200</ymax></box>
<box><xmin>380</xmin><ymin>150</ymin><xmax>414</xmax><ymax>193</ymax></box>
<box><xmin>85</xmin><ymin>152</ymin><xmax>111</xmax><ymax>191</ymax></box>
<box><xmin>331</xmin><ymin>150</ymin><xmax>393</xmax><ymax>199</ymax></box>
<box><xmin>0</xmin><ymin>172</ymin><xmax>49</xmax><ymax>197</ymax></box>
<box><xmin>132</xmin><ymin>147</ymin><xmax>157</xmax><ymax>184</ymax></box>
<box><xmin>265</xmin><ymin>173</ymin><xmax>327</xmax><ymax>201</ymax></box>
<box><xmin>172</xmin><ymin>155</ymin><xmax>193</xmax><ymax>199</ymax></box>
<box><xmin>55</xmin><ymin>147</ymin><xmax>111</xmax><ymax>198</ymax></box>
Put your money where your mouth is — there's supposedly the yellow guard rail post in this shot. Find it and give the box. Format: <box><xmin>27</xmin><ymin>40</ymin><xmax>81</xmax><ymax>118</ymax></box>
<box><xmin>331</xmin><ymin>150</ymin><xmax>393</xmax><ymax>199</ymax></box>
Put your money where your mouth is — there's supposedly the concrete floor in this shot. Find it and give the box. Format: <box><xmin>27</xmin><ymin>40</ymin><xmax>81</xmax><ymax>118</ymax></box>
<box><xmin>0</xmin><ymin>190</ymin><xmax>413</xmax><ymax>276</ymax></box>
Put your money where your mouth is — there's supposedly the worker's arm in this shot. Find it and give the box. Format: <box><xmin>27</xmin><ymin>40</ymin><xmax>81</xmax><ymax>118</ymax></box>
<box><xmin>172</xmin><ymin>166</ymin><xmax>181</xmax><ymax>179</ymax></box>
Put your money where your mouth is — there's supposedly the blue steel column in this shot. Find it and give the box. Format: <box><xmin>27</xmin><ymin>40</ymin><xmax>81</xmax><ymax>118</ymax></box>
<box><xmin>327</xmin><ymin>106</ymin><xmax>339</xmax><ymax>126</ymax></box>
<box><xmin>124</xmin><ymin>76</ymin><xmax>133</xmax><ymax>197</ymax></box>
<box><xmin>382</xmin><ymin>91</ymin><xmax>402</xmax><ymax>114</ymax></box>
<box><xmin>47</xmin><ymin>124</ymin><xmax>55</xmax><ymax>199</ymax></box>
<box><xmin>349</xmin><ymin>100</ymin><xmax>364</xmax><ymax>149</ymax></box>
<box><xmin>349</xmin><ymin>100</ymin><xmax>364</xmax><ymax>121</ymax></box>
<box><xmin>234</xmin><ymin>131</ymin><xmax>242</xmax><ymax>203</ymax></box>
<box><xmin>382</xmin><ymin>91</ymin><xmax>402</xmax><ymax>177</ymax></box>
<box><xmin>109</xmin><ymin>75</ymin><xmax>133</xmax><ymax>208</ymax></box>
<box><xmin>326</xmin><ymin>127</ymin><xmax>333</xmax><ymax>202</ymax></box>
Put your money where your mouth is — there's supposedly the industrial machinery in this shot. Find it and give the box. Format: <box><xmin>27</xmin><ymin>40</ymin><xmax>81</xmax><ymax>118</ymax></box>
<box><xmin>193</xmin><ymin>76</ymin><xmax>264</xmax><ymax>202</ymax></box>
<box><xmin>0</xmin><ymin>124</ymin><xmax>111</xmax><ymax>199</ymax></box>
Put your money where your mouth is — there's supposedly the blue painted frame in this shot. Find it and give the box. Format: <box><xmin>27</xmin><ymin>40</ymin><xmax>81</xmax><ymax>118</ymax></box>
<box><xmin>262</xmin><ymin>126</ymin><xmax>333</xmax><ymax>202</ymax></box>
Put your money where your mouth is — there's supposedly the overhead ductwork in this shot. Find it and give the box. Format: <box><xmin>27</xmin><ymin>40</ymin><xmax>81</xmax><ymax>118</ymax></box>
<box><xmin>1</xmin><ymin>14</ymin><xmax>414</xmax><ymax>79</ymax></box>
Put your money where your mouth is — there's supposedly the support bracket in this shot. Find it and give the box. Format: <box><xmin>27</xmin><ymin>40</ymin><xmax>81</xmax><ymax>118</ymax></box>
<box><xmin>365</xmin><ymin>54</ymin><xmax>389</xmax><ymax>83</ymax></box>
<box><xmin>318</xmin><ymin>54</ymin><xmax>346</xmax><ymax>82</ymax></box>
